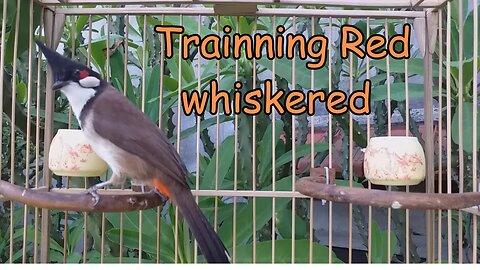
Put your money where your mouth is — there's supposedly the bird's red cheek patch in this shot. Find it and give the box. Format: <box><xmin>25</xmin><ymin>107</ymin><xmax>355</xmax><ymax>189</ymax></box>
<box><xmin>79</xmin><ymin>69</ymin><xmax>90</xmax><ymax>79</ymax></box>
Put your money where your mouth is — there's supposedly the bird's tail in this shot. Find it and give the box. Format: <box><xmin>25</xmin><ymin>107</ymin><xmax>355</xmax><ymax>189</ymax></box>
<box><xmin>174</xmin><ymin>191</ymin><xmax>230</xmax><ymax>263</ymax></box>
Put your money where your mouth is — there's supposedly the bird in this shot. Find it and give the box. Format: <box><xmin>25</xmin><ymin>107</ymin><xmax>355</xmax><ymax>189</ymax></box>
<box><xmin>35</xmin><ymin>40</ymin><xmax>230</xmax><ymax>263</ymax></box>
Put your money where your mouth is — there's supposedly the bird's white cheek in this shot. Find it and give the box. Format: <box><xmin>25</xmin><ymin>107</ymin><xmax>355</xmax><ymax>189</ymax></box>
<box><xmin>60</xmin><ymin>83</ymin><xmax>96</xmax><ymax>121</ymax></box>
<box><xmin>79</xmin><ymin>76</ymin><xmax>100</xmax><ymax>88</ymax></box>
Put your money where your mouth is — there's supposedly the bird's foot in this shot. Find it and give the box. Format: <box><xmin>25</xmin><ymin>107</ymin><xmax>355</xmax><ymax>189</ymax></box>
<box><xmin>86</xmin><ymin>181</ymin><xmax>113</xmax><ymax>206</ymax></box>
<box><xmin>86</xmin><ymin>185</ymin><xmax>101</xmax><ymax>206</ymax></box>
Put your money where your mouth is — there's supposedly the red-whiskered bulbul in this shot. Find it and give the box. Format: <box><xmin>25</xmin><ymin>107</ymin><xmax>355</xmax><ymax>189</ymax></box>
<box><xmin>36</xmin><ymin>40</ymin><xmax>230</xmax><ymax>263</ymax></box>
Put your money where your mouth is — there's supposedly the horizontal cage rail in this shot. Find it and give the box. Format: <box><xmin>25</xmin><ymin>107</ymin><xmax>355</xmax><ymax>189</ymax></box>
<box><xmin>35</xmin><ymin>0</ymin><xmax>448</xmax><ymax>8</ymax></box>
<box><xmin>53</xmin><ymin>7</ymin><xmax>427</xmax><ymax>18</ymax></box>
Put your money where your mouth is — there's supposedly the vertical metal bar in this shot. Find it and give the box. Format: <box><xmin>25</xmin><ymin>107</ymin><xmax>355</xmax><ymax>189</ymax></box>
<box><xmin>308</xmin><ymin>15</ymin><xmax>315</xmax><ymax>264</ymax></box>
<box><xmin>174</xmin><ymin>15</ymin><xmax>184</xmax><ymax>263</ymax></box>
<box><xmin>327</xmin><ymin>16</ymin><xmax>333</xmax><ymax>264</ymax></box>
<box><xmin>271</xmin><ymin>15</ymin><xmax>277</xmax><ymax>264</ymax></box>
<box><xmin>457</xmin><ymin>1</ymin><xmax>464</xmax><ymax>263</ymax></box>
<box><xmin>138</xmin><ymin>14</ymin><xmax>148</xmax><ymax>264</ymax></box>
<box><xmin>83</xmin><ymin>14</ymin><xmax>94</xmax><ymax>264</ymax></box>
<box><xmin>41</xmin><ymin>9</ymin><xmax>55</xmax><ymax>264</ymax></box>
<box><xmin>10</xmin><ymin>0</ymin><xmax>21</xmax><ymax>262</ymax></box>
<box><xmin>158</xmin><ymin>14</ymin><xmax>165</xmax><ymax>136</ymax></box>
<box><xmin>423</xmin><ymin>10</ymin><xmax>436</xmax><ymax>264</ymax></box>
<box><xmin>472</xmin><ymin>0</ymin><xmax>478</xmax><ymax>263</ymax></box>
<box><xmin>291</xmin><ymin>16</ymin><xmax>297</xmax><ymax>264</ymax></box>
<box><xmin>366</xmin><ymin>16</ymin><xmax>372</xmax><ymax>265</ymax></box>
<box><xmin>437</xmin><ymin>9</ymin><xmax>443</xmax><ymax>264</ymax></box>
<box><xmin>194</xmin><ymin>14</ymin><xmax>201</xmax><ymax>263</ymax></box>
<box><xmin>214</xmin><ymin>15</ymin><xmax>220</xmax><ymax>234</ymax></box>
<box><xmin>22</xmin><ymin>0</ymin><xmax>34</xmax><ymax>263</ymax></box>
<box><xmin>100</xmin><ymin>14</ymin><xmax>111</xmax><ymax>264</ymax></box>
<box><xmin>141</xmin><ymin>14</ymin><xmax>147</xmax><ymax>113</ymax></box>
<box><xmin>385</xmin><ymin>19</ymin><xmax>392</xmax><ymax>136</ymax></box>
<box><xmin>446</xmin><ymin>2</ymin><xmax>453</xmax><ymax>263</ymax></box>
<box><xmin>34</xmin><ymin>8</ymin><xmax>45</xmax><ymax>264</ymax></box>
<box><xmin>63</xmin><ymin>14</ymin><xmax>76</xmax><ymax>264</ymax></box>
<box><xmin>123</xmin><ymin>14</ymin><xmax>129</xmax><ymax>98</ymax></box>
<box><xmin>119</xmin><ymin>13</ymin><xmax>130</xmax><ymax>264</ymax></box>
<box><xmin>404</xmin><ymin>17</ymin><xmax>410</xmax><ymax>264</ymax></box>
<box><xmin>233</xmin><ymin>16</ymin><xmax>240</xmax><ymax>263</ymax></box>
<box><xmin>348</xmin><ymin>17</ymin><xmax>354</xmax><ymax>264</ymax></box>
<box><xmin>0</xmin><ymin>3</ymin><xmax>8</xmax><ymax>214</ymax></box>
<box><xmin>385</xmin><ymin>18</ymin><xmax>392</xmax><ymax>263</ymax></box>
<box><xmin>157</xmin><ymin>13</ymin><xmax>165</xmax><ymax>264</ymax></box>
<box><xmin>252</xmin><ymin>16</ymin><xmax>258</xmax><ymax>264</ymax></box>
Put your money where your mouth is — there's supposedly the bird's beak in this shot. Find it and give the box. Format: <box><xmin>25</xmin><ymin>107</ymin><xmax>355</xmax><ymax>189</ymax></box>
<box><xmin>35</xmin><ymin>40</ymin><xmax>70</xmax><ymax>91</ymax></box>
<box><xmin>51</xmin><ymin>80</ymin><xmax>69</xmax><ymax>91</ymax></box>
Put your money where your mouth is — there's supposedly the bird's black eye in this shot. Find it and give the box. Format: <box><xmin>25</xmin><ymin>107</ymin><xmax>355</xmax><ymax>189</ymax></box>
<box><xmin>73</xmin><ymin>69</ymin><xmax>81</xmax><ymax>78</ymax></box>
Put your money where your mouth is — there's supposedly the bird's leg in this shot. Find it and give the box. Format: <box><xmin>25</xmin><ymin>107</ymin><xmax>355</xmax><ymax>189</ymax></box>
<box><xmin>87</xmin><ymin>173</ymin><xmax>125</xmax><ymax>205</ymax></box>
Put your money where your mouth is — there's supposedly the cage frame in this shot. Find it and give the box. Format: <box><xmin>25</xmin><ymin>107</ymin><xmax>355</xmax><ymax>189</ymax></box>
<box><xmin>1</xmin><ymin>0</ymin><xmax>478</xmax><ymax>264</ymax></box>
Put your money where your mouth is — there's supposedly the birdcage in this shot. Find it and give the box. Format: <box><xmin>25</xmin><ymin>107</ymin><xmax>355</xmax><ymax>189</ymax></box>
<box><xmin>0</xmin><ymin>0</ymin><xmax>479</xmax><ymax>264</ymax></box>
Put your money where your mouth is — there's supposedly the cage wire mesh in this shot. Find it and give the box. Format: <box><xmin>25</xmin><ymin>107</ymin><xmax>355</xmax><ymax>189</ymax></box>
<box><xmin>0</xmin><ymin>0</ymin><xmax>478</xmax><ymax>264</ymax></box>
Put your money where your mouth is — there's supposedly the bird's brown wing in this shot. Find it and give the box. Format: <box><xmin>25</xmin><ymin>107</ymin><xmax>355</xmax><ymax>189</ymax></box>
<box><xmin>89</xmin><ymin>85</ymin><xmax>188</xmax><ymax>186</ymax></box>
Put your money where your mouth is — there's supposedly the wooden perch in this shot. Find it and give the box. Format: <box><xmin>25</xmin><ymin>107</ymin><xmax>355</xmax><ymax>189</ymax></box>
<box><xmin>296</xmin><ymin>176</ymin><xmax>480</xmax><ymax>210</ymax></box>
<box><xmin>0</xmin><ymin>180</ymin><xmax>165</xmax><ymax>212</ymax></box>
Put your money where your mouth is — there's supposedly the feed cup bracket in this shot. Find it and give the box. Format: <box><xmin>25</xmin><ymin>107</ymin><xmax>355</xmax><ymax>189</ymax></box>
<box><xmin>0</xmin><ymin>180</ymin><xmax>165</xmax><ymax>212</ymax></box>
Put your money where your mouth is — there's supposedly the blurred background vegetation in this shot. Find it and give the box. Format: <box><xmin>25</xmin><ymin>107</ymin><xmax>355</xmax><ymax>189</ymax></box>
<box><xmin>0</xmin><ymin>0</ymin><xmax>479</xmax><ymax>263</ymax></box>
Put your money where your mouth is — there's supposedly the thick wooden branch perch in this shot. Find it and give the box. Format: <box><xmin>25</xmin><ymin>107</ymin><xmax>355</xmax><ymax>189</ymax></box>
<box><xmin>296</xmin><ymin>176</ymin><xmax>480</xmax><ymax>210</ymax></box>
<box><xmin>0</xmin><ymin>180</ymin><xmax>164</xmax><ymax>212</ymax></box>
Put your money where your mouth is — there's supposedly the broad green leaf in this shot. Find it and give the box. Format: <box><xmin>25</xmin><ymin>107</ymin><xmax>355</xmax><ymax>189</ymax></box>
<box><xmin>371</xmin><ymin>83</ymin><xmax>433</xmax><ymax>101</ymax></box>
<box><xmin>166</xmin><ymin>52</ymin><xmax>195</xmax><ymax>84</ymax></box>
<box><xmin>258</xmin><ymin>120</ymin><xmax>284</xmax><ymax>185</ymax></box>
<box><xmin>238</xmin><ymin>16</ymin><xmax>252</xmax><ymax>35</ymax></box>
<box><xmin>218</xmin><ymin>176</ymin><xmax>293</xmax><ymax>249</ymax></box>
<box><xmin>371</xmin><ymin>58</ymin><xmax>440</xmax><ymax>77</ymax></box>
<box><xmin>370</xmin><ymin>219</ymin><xmax>397</xmax><ymax>263</ymax></box>
<box><xmin>353</xmin><ymin>74</ymin><xmax>387</xmax><ymax>90</ymax></box>
<box><xmin>235</xmin><ymin>239</ymin><xmax>342</xmax><ymax>263</ymax></box>
<box><xmin>201</xmin><ymin>135</ymin><xmax>235</xmax><ymax>190</ymax></box>
<box><xmin>158</xmin><ymin>15</ymin><xmax>215</xmax><ymax>36</ymax></box>
<box><xmin>276</xmin><ymin>209</ymin><xmax>307</xmax><ymax>240</ymax></box>
<box><xmin>14</xmin><ymin>81</ymin><xmax>27</xmax><ymax>104</ymax></box>
<box><xmin>142</xmin><ymin>208</ymin><xmax>175</xmax><ymax>251</ymax></box>
<box><xmin>144</xmin><ymin>64</ymin><xmax>161</xmax><ymax>122</ymax></box>
<box><xmin>68</xmin><ymin>216</ymin><xmax>86</xmax><ymax>254</ymax></box>
<box><xmin>171</xmin><ymin>115</ymin><xmax>234</xmax><ymax>142</ymax></box>
<box><xmin>109</xmin><ymin>49</ymin><xmax>135</xmax><ymax>101</ymax></box>
<box><xmin>49</xmin><ymin>250</ymin><xmax>65</xmax><ymax>263</ymax></box>
<box><xmin>66</xmin><ymin>252</ymin><xmax>83</xmax><ymax>263</ymax></box>
<box><xmin>462</xmin><ymin>5</ymin><xmax>480</xmax><ymax>60</ymax></box>
<box><xmin>161</xmin><ymin>75</ymin><xmax>179</xmax><ymax>92</ymax></box>
<box><xmin>87</xmin><ymin>252</ymin><xmax>156</xmax><ymax>263</ymax></box>
<box><xmin>452</xmin><ymin>101</ymin><xmax>480</xmax><ymax>153</ymax></box>
<box><xmin>5</xmin><ymin>1</ymin><xmax>41</xmax><ymax>65</ymax></box>
<box><xmin>106</xmin><ymin>228</ymin><xmax>175</xmax><ymax>263</ymax></box>
<box><xmin>31</xmin><ymin>107</ymin><xmax>79</xmax><ymax>127</ymax></box>
<box><xmin>335</xmin><ymin>179</ymin><xmax>364</xmax><ymax>188</ymax></box>
<box><xmin>49</xmin><ymin>238</ymin><xmax>64</xmax><ymax>253</ymax></box>
<box><xmin>450</xmin><ymin>56</ymin><xmax>480</xmax><ymax>101</ymax></box>
<box><xmin>258</xmin><ymin>56</ymin><xmax>329</xmax><ymax>90</ymax></box>
<box><xmin>75</xmin><ymin>15</ymin><xmax>90</xmax><ymax>37</ymax></box>
<box><xmin>104</xmin><ymin>212</ymin><xmax>139</xmax><ymax>231</ymax></box>
<box><xmin>275</xmin><ymin>143</ymin><xmax>328</xmax><ymax>175</ymax></box>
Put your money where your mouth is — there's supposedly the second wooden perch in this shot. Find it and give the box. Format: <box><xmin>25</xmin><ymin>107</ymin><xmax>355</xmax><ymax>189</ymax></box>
<box><xmin>296</xmin><ymin>176</ymin><xmax>480</xmax><ymax>210</ymax></box>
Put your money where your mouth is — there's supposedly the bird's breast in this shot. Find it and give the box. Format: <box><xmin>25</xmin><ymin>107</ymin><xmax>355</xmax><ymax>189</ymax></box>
<box><xmin>81</xmin><ymin>113</ymin><xmax>155</xmax><ymax>181</ymax></box>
